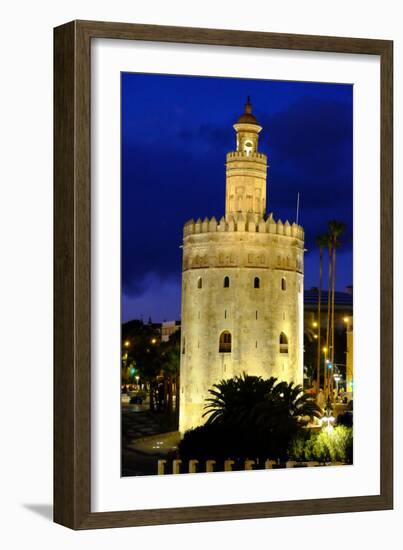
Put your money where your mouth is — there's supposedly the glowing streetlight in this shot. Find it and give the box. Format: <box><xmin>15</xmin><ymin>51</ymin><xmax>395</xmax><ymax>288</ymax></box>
<box><xmin>312</xmin><ymin>321</ymin><xmax>318</xmax><ymax>328</ymax></box>
<box><xmin>321</xmin><ymin>397</ymin><xmax>335</xmax><ymax>432</ymax></box>
<box><xmin>151</xmin><ymin>338</ymin><xmax>157</xmax><ymax>345</ymax></box>
<box><xmin>343</xmin><ymin>317</ymin><xmax>349</xmax><ymax>324</ymax></box>
<box><xmin>333</xmin><ymin>372</ymin><xmax>341</xmax><ymax>396</ymax></box>
<box><xmin>313</xmin><ymin>334</ymin><xmax>318</xmax><ymax>339</ymax></box>
<box><xmin>124</xmin><ymin>340</ymin><xmax>131</xmax><ymax>348</ymax></box>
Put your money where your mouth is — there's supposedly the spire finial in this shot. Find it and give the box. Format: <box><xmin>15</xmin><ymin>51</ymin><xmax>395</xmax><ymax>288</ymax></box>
<box><xmin>245</xmin><ymin>96</ymin><xmax>252</xmax><ymax>114</ymax></box>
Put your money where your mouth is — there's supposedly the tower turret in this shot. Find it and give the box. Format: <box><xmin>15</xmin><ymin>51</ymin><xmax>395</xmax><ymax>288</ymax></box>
<box><xmin>225</xmin><ymin>97</ymin><xmax>268</xmax><ymax>217</ymax></box>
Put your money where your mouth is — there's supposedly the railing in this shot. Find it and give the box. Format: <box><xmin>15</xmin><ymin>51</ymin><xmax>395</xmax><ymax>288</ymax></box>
<box><xmin>157</xmin><ymin>459</ymin><xmax>335</xmax><ymax>474</ymax></box>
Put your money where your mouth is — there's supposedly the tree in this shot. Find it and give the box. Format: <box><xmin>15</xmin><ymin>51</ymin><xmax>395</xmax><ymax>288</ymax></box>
<box><xmin>121</xmin><ymin>320</ymin><xmax>162</xmax><ymax>410</ymax></box>
<box><xmin>315</xmin><ymin>234</ymin><xmax>329</xmax><ymax>391</ymax></box>
<box><xmin>328</xmin><ymin>220</ymin><xmax>346</xmax><ymax>397</ymax></box>
<box><xmin>203</xmin><ymin>373</ymin><xmax>278</xmax><ymax>426</ymax></box>
<box><xmin>158</xmin><ymin>329</ymin><xmax>181</xmax><ymax>416</ymax></box>
<box><xmin>325</xmin><ymin>232</ymin><xmax>333</xmax><ymax>397</ymax></box>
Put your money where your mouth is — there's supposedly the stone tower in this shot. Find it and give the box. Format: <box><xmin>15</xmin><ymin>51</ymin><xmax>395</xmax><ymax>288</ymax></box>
<box><xmin>179</xmin><ymin>98</ymin><xmax>304</xmax><ymax>433</ymax></box>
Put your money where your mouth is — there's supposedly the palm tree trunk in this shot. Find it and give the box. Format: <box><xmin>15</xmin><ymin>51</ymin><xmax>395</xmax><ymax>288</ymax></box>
<box><xmin>330</xmin><ymin>247</ymin><xmax>337</xmax><ymax>399</ymax></box>
<box><xmin>325</xmin><ymin>245</ymin><xmax>333</xmax><ymax>398</ymax></box>
<box><xmin>316</xmin><ymin>247</ymin><xmax>323</xmax><ymax>391</ymax></box>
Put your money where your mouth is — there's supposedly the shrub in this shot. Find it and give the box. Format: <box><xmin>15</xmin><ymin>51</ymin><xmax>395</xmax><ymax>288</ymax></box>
<box><xmin>336</xmin><ymin>411</ymin><xmax>353</xmax><ymax>428</ymax></box>
<box><xmin>289</xmin><ymin>426</ymin><xmax>353</xmax><ymax>464</ymax></box>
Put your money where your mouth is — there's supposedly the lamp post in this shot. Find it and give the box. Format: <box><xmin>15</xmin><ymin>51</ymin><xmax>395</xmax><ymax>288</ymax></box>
<box><xmin>333</xmin><ymin>372</ymin><xmax>341</xmax><ymax>400</ymax></box>
<box><xmin>321</xmin><ymin>396</ymin><xmax>335</xmax><ymax>432</ymax></box>
<box><xmin>322</xmin><ymin>346</ymin><xmax>328</xmax><ymax>398</ymax></box>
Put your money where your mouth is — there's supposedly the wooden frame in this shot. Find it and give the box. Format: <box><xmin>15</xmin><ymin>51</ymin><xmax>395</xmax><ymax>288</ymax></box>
<box><xmin>54</xmin><ymin>20</ymin><xmax>393</xmax><ymax>530</ymax></box>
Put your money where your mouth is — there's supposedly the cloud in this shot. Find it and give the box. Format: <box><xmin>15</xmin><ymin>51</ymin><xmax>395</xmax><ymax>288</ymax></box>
<box><xmin>122</xmin><ymin>92</ymin><xmax>353</xmax><ymax>300</ymax></box>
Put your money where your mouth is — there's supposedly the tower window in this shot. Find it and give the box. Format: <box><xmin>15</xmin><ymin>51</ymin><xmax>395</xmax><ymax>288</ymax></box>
<box><xmin>219</xmin><ymin>331</ymin><xmax>232</xmax><ymax>353</ymax></box>
<box><xmin>244</xmin><ymin>141</ymin><xmax>253</xmax><ymax>155</ymax></box>
<box><xmin>224</xmin><ymin>276</ymin><xmax>230</xmax><ymax>288</ymax></box>
<box><xmin>182</xmin><ymin>337</ymin><xmax>186</xmax><ymax>355</ymax></box>
<box><xmin>281</xmin><ymin>277</ymin><xmax>286</xmax><ymax>291</ymax></box>
<box><xmin>197</xmin><ymin>277</ymin><xmax>202</xmax><ymax>289</ymax></box>
<box><xmin>255</xmin><ymin>310</ymin><xmax>258</xmax><ymax>320</ymax></box>
<box><xmin>254</xmin><ymin>277</ymin><xmax>260</xmax><ymax>288</ymax></box>
<box><xmin>279</xmin><ymin>332</ymin><xmax>288</xmax><ymax>354</ymax></box>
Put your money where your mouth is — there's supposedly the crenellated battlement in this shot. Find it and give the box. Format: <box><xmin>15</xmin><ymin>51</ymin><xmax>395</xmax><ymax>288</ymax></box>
<box><xmin>226</xmin><ymin>151</ymin><xmax>267</xmax><ymax>162</ymax></box>
<box><xmin>183</xmin><ymin>213</ymin><xmax>304</xmax><ymax>240</ymax></box>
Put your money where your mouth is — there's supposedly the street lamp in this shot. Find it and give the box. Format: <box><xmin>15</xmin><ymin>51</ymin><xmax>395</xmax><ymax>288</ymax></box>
<box><xmin>333</xmin><ymin>372</ymin><xmax>341</xmax><ymax>398</ymax></box>
<box><xmin>321</xmin><ymin>396</ymin><xmax>335</xmax><ymax>432</ymax></box>
<box><xmin>124</xmin><ymin>340</ymin><xmax>131</xmax><ymax>348</ymax></box>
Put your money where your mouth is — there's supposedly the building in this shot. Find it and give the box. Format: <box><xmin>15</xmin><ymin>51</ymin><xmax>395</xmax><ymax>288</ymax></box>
<box><xmin>161</xmin><ymin>320</ymin><xmax>181</xmax><ymax>342</ymax></box>
<box><xmin>179</xmin><ymin>98</ymin><xmax>305</xmax><ymax>432</ymax></box>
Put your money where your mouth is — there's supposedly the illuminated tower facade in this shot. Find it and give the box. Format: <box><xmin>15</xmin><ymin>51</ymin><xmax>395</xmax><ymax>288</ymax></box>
<box><xmin>179</xmin><ymin>99</ymin><xmax>304</xmax><ymax>432</ymax></box>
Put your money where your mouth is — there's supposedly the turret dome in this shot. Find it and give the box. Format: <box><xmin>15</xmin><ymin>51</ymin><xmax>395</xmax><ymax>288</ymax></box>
<box><xmin>236</xmin><ymin>96</ymin><xmax>259</xmax><ymax>125</ymax></box>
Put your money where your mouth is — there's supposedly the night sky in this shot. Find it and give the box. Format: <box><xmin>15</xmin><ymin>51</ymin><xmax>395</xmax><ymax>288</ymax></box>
<box><xmin>121</xmin><ymin>73</ymin><xmax>353</xmax><ymax>323</ymax></box>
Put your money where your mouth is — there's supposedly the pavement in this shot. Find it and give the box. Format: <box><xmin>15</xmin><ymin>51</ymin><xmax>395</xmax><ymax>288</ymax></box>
<box><xmin>121</xmin><ymin>404</ymin><xmax>180</xmax><ymax>476</ymax></box>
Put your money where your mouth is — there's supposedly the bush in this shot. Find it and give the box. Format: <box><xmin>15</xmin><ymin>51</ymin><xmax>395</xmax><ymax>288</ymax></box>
<box><xmin>289</xmin><ymin>433</ymin><xmax>307</xmax><ymax>461</ymax></box>
<box><xmin>289</xmin><ymin>426</ymin><xmax>353</xmax><ymax>464</ymax></box>
<box><xmin>179</xmin><ymin>421</ymin><xmax>300</xmax><ymax>463</ymax></box>
<box><xmin>336</xmin><ymin>411</ymin><xmax>353</xmax><ymax>428</ymax></box>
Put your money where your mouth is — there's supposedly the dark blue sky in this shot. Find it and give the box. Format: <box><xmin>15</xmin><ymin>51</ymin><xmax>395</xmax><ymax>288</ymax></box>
<box><xmin>122</xmin><ymin>73</ymin><xmax>353</xmax><ymax>323</ymax></box>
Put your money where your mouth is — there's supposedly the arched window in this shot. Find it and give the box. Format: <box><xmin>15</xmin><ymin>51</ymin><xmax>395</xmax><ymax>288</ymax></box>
<box><xmin>197</xmin><ymin>277</ymin><xmax>202</xmax><ymax>289</ymax></box>
<box><xmin>223</xmin><ymin>276</ymin><xmax>230</xmax><ymax>288</ymax></box>
<box><xmin>254</xmin><ymin>277</ymin><xmax>260</xmax><ymax>288</ymax></box>
<box><xmin>279</xmin><ymin>332</ymin><xmax>288</xmax><ymax>354</ymax></box>
<box><xmin>281</xmin><ymin>277</ymin><xmax>286</xmax><ymax>291</ymax></box>
<box><xmin>219</xmin><ymin>331</ymin><xmax>232</xmax><ymax>353</ymax></box>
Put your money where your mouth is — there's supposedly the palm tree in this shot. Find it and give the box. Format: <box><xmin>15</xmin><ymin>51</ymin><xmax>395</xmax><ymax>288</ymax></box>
<box><xmin>328</xmin><ymin>220</ymin><xmax>346</xmax><ymax>397</ymax></box>
<box><xmin>203</xmin><ymin>373</ymin><xmax>277</xmax><ymax>426</ymax></box>
<box><xmin>315</xmin><ymin>234</ymin><xmax>329</xmax><ymax>392</ymax></box>
<box><xmin>199</xmin><ymin>373</ymin><xmax>321</xmax><ymax>462</ymax></box>
<box><xmin>325</xmin><ymin>233</ymin><xmax>333</xmax><ymax>397</ymax></box>
<box><xmin>203</xmin><ymin>373</ymin><xmax>321</xmax><ymax>428</ymax></box>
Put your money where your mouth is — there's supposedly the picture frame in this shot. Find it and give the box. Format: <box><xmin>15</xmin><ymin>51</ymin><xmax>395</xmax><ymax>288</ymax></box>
<box><xmin>54</xmin><ymin>19</ymin><xmax>393</xmax><ymax>529</ymax></box>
